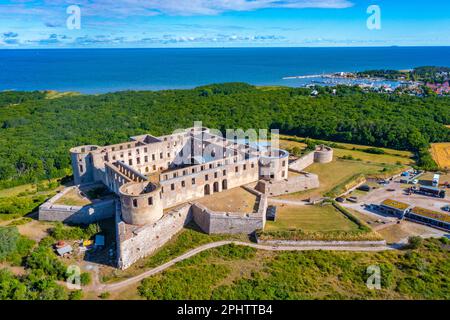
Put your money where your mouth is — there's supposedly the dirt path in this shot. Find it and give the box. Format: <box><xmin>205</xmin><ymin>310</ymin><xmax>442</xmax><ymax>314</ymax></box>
<box><xmin>87</xmin><ymin>240</ymin><xmax>392</xmax><ymax>293</ymax></box>
<box><xmin>268</xmin><ymin>198</ymin><xmax>308</xmax><ymax>206</ymax></box>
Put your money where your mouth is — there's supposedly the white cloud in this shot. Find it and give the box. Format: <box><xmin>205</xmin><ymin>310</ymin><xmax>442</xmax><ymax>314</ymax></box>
<box><xmin>1</xmin><ymin>0</ymin><xmax>354</xmax><ymax>17</ymax></box>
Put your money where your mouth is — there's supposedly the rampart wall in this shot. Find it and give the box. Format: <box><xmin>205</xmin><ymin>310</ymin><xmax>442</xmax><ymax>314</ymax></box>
<box><xmin>38</xmin><ymin>186</ymin><xmax>115</xmax><ymax>224</ymax></box>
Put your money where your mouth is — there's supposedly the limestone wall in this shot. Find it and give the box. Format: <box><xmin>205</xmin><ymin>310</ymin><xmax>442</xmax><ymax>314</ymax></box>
<box><xmin>289</xmin><ymin>146</ymin><xmax>334</xmax><ymax>172</ymax></box>
<box><xmin>38</xmin><ymin>185</ymin><xmax>115</xmax><ymax>224</ymax></box>
<box><xmin>256</xmin><ymin>239</ymin><xmax>387</xmax><ymax>246</ymax></box>
<box><xmin>191</xmin><ymin>197</ymin><xmax>266</xmax><ymax>235</ymax></box>
<box><xmin>255</xmin><ymin>173</ymin><xmax>319</xmax><ymax>197</ymax></box>
<box><xmin>289</xmin><ymin>152</ymin><xmax>315</xmax><ymax>172</ymax></box>
<box><xmin>117</xmin><ymin>204</ymin><xmax>192</xmax><ymax>270</ymax></box>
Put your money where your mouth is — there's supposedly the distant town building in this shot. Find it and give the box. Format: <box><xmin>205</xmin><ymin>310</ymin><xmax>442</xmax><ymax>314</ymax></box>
<box><xmin>426</xmin><ymin>81</ymin><xmax>450</xmax><ymax>94</ymax></box>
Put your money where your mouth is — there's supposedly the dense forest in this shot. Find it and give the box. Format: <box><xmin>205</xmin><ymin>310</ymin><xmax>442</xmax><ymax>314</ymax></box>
<box><xmin>0</xmin><ymin>83</ymin><xmax>449</xmax><ymax>188</ymax></box>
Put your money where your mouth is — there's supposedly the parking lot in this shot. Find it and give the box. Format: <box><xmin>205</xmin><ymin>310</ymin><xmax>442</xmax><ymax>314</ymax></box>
<box><xmin>342</xmin><ymin>176</ymin><xmax>450</xmax><ymax>225</ymax></box>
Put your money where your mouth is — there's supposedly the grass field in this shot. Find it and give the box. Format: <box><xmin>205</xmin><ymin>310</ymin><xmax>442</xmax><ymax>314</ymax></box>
<box><xmin>277</xmin><ymin>159</ymin><xmax>391</xmax><ymax>201</ymax></box>
<box><xmin>0</xmin><ymin>178</ymin><xmax>67</xmax><ymax>198</ymax></box>
<box><xmin>134</xmin><ymin>238</ymin><xmax>450</xmax><ymax>300</ymax></box>
<box><xmin>430</xmin><ymin>143</ymin><xmax>450</xmax><ymax>170</ymax></box>
<box><xmin>265</xmin><ymin>203</ymin><xmax>360</xmax><ymax>232</ymax></box>
<box><xmin>278</xmin><ymin>134</ymin><xmax>413</xmax><ymax>158</ymax></box>
<box><xmin>333</xmin><ymin>148</ymin><xmax>413</xmax><ymax>165</ymax></box>
<box><xmin>54</xmin><ymin>188</ymin><xmax>91</xmax><ymax>206</ymax></box>
<box><xmin>197</xmin><ymin>187</ymin><xmax>257</xmax><ymax>213</ymax></box>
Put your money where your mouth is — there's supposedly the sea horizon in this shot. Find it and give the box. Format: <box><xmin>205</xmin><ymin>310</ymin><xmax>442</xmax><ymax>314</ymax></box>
<box><xmin>1</xmin><ymin>46</ymin><xmax>450</xmax><ymax>94</ymax></box>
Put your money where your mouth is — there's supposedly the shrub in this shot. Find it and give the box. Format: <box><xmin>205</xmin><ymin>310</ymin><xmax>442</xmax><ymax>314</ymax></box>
<box><xmin>99</xmin><ymin>292</ymin><xmax>110</xmax><ymax>299</ymax></box>
<box><xmin>80</xmin><ymin>272</ymin><xmax>92</xmax><ymax>286</ymax></box>
<box><xmin>407</xmin><ymin>236</ymin><xmax>423</xmax><ymax>250</ymax></box>
<box><xmin>0</xmin><ymin>227</ymin><xmax>20</xmax><ymax>260</ymax></box>
<box><xmin>363</xmin><ymin>147</ymin><xmax>386</xmax><ymax>155</ymax></box>
<box><xmin>50</xmin><ymin>222</ymin><xmax>100</xmax><ymax>240</ymax></box>
<box><xmin>69</xmin><ymin>290</ymin><xmax>83</xmax><ymax>300</ymax></box>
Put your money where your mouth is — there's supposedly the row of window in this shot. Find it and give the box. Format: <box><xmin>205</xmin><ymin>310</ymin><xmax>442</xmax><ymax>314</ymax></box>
<box><xmin>162</xmin><ymin>160</ymin><xmax>256</xmax><ymax>181</ymax></box>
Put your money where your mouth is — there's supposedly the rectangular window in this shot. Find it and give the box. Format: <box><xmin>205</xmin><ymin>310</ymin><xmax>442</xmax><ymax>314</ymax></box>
<box><xmin>128</xmin><ymin>152</ymin><xmax>132</xmax><ymax>156</ymax></box>
<box><xmin>152</xmin><ymin>154</ymin><xmax>155</xmax><ymax>161</ymax></box>
<box><xmin>205</xmin><ymin>175</ymin><xmax>209</xmax><ymax>181</ymax></box>
<box><xmin>251</xmin><ymin>163</ymin><xmax>255</xmax><ymax>168</ymax></box>
<box><xmin>153</xmin><ymin>165</ymin><xmax>156</xmax><ymax>170</ymax></box>
<box><xmin>235</xmin><ymin>166</ymin><xmax>239</xmax><ymax>173</ymax></box>
<box><xmin>282</xmin><ymin>161</ymin><xmax>286</xmax><ymax>167</ymax></box>
<box><xmin>148</xmin><ymin>197</ymin><xmax>153</xmax><ymax>205</ymax></box>
<box><xmin>160</xmin><ymin>153</ymin><xmax>163</xmax><ymax>159</ymax></box>
<box><xmin>171</xmin><ymin>184</ymin><xmax>175</xmax><ymax>191</ymax></box>
<box><xmin>137</xmin><ymin>157</ymin><xmax>141</xmax><ymax>164</ymax></box>
<box><xmin>223</xmin><ymin>170</ymin><xmax>226</xmax><ymax>176</ymax></box>
<box><xmin>144</xmin><ymin>147</ymin><xmax>148</xmax><ymax>153</ymax></box>
<box><xmin>79</xmin><ymin>165</ymin><xmax>84</xmax><ymax>173</ymax></box>
<box><xmin>243</xmin><ymin>164</ymin><xmax>247</xmax><ymax>170</ymax></box>
<box><xmin>129</xmin><ymin>159</ymin><xmax>133</xmax><ymax>166</ymax></box>
<box><xmin>167</xmin><ymin>153</ymin><xmax>170</xmax><ymax>158</ymax></box>
<box><xmin>214</xmin><ymin>172</ymin><xmax>218</xmax><ymax>179</ymax></box>
<box><xmin>144</xmin><ymin>156</ymin><xmax>148</xmax><ymax>162</ymax></box>
<box><xmin>133</xmin><ymin>199</ymin><xmax>138</xmax><ymax>208</ymax></box>
<box><xmin>181</xmin><ymin>181</ymin><xmax>185</xmax><ymax>187</ymax></box>
<box><xmin>192</xmin><ymin>178</ymin><xmax>196</xmax><ymax>185</ymax></box>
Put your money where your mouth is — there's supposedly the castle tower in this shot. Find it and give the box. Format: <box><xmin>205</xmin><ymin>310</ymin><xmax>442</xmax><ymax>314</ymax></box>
<box><xmin>119</xmin><ymin>181</ymin><xmax>164</xmax><ymax>226</ymax></box>
<box><xmin>258</xmin><ymin>148</ymin><xmax>289</xmax><ymax>181</ymax></box>
<box><xmin>70</xmin><ymin>145</ymin><xmax>100</xmax><ymax>185</ymax></box>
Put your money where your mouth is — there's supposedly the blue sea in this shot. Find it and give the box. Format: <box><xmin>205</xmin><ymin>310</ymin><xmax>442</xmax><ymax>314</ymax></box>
<box><xmin>1</xmin><ymin>47</ymin><xmax>450</xmax><ymax>93</ymax></box>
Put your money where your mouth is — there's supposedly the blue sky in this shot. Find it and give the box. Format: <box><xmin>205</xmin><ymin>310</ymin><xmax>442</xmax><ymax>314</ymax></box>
<box><xmin>1</xmin><ymin>0</ymin><xmax>449</xmax><ymax>48</ymax></box>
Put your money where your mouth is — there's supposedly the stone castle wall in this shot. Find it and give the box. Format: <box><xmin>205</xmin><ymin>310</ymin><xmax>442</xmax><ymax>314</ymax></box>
<box><xmin>255</xmin><ymin>172</ymin><xmax>320</xmax><ymax>197</ymax></box>
<box><xmin>289</xmin><ymin>146</ymin><xmax>334</xmax><ymax>172</ymax></box>
<box><xmin>191</xmin><ymin>195</ymin><xmax>267</xmax><ymax>235</ymax></box>
<box><xmin>289</xmin><ymin>151</ymin><xmax>315</xmax><ymax>172</ymax></box>
<box><xmin>38</xmin><ymin>186</ymin><xmax>115</xmax><ymax>224</ymax></box>
<box><xmin>116</xmin><ymin>204</ymin><xmax>193</xmax><ymax>270</ymax></box>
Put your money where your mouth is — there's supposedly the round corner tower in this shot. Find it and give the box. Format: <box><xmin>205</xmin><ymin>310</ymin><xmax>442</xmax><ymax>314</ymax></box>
<box><xmin>258</xmin><ymin>148</ymin><xmax>289</xmax><ymax>181</ymax></box>
<box><xmin>119</xmin><ymin>181</ymin><xmax>164</xmax><ymax>226</ymax></box>
<box><xmin>314</xmin><ymin>145</ymin><xmax>333</xmax><ymax>163</ymax></box>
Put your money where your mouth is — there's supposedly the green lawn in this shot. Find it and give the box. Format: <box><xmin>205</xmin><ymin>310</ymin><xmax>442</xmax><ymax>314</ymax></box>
<box><xmin>279</xmin><ymin>158</ymin><xmax>390</xmax><ymax>200</ymax></box>
<box><xmin>136</xmin><ymin>238</ymin><xmax>450</xmax><ymax>300</ymax></box>
<box><xmin>265</xmin><ymin>203</ymin><xmax>360</xmax><ymax>232</ymax></box>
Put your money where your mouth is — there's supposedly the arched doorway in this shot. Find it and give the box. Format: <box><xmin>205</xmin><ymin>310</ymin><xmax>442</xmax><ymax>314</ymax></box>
<box><xmin>204</xmin><ymin>184</ymin><xmax>211</xmax><ymax>196</ymax></box>
<box><xmin>213</xmin><ymin>182</ymin><xmax>219</xmax><ymax>193</ymax></box>
<box><xmin>222</xmin><ymin>179</ymin><xmax>228</xmax><ymax>190</ymax></box>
